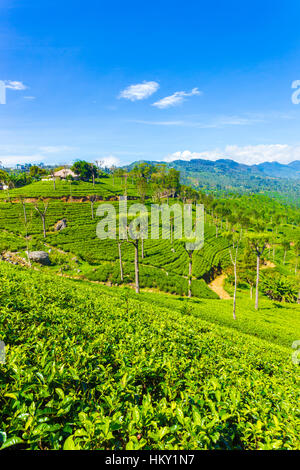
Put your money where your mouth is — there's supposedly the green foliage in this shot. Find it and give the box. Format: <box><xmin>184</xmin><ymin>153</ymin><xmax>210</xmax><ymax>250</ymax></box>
<box><xmin>71</xmin><ymin>161</ymin><xmax>98</xmax><ymax>182</ymax></box>
<box><xmin>0</xmin><ymin>170</ymin><xmax>10</xmax><ymax>184</ymax></box>
<box><xmin>262</xmin><ymin>275</ymin><xmax>298</xmax><ymax>303</ymax></box>
<box><xmin>29</xmin><ymin>166</ymin><xmax>47</xmax><ymax>179</ymax></box>
<box><xmin>0</xmin><ymin>262</ymin><xmax>299</xmax><ymax>450</ymax></box>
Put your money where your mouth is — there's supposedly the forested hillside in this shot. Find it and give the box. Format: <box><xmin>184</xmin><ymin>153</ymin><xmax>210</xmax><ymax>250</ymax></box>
<box><xmin>125</xmin><ymin>159</ymin><xmax>300</xmax><ymax>204</ymax></box>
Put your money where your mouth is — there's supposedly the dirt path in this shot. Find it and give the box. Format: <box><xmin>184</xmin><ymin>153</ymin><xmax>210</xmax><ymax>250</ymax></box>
<box><xmin>208</xmin><ymin>274</ymin><xmax>231</xmax><ymax>300</ymax></box>
<box><xmin>208</xmin><ymin>259</ymin><xmax>276</xmax><ymax>300</ymax></box>
<box><xmin>261</xmin><ymin>260</ymin><xmax>276</xmax><ymax>269</ymax></box>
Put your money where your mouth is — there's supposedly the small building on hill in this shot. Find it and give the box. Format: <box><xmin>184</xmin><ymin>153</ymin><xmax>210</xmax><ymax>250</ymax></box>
<box><xmin>54</xmin><ymin>169</ymin><xmax>79</xmax><ymax>180</ymax></box>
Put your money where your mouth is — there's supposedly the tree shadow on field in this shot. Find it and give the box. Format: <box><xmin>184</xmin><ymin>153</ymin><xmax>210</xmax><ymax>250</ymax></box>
<box><xmin>176</xmin><ymin>296</ymin><xmax>203</xmax><ymax>305</ymax></box>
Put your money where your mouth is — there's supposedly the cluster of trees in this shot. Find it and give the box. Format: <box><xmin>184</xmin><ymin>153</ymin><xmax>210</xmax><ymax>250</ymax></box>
<box><xmin>70</xmin><ymin>161</ymin><xmax>105</xmax><ymax>185</ymax></box>
<box><xmin>0</xmin><ymin>169</ymin><xmax>33</xmax><ymax>193</ymax></box>
<box><xmin>111</xmin><ymin>163</ymin><xmax>182</xmax><ymax>202</ymax></box>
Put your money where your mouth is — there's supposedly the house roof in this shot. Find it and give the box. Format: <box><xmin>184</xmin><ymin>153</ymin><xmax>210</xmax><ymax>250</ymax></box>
<box><xmin>54</xmin><ymin>169</ymin><xmax>78</xmax><ymax>178</ymax></box>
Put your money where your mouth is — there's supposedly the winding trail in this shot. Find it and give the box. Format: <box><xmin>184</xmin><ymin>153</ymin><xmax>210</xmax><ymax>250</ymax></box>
<box><xmin>208</xmin><ymin>274</ymin><xmax>231</xmax><ymax>300</ymax></box>
<box><xmin>208</xmin><ymin>260</ymin><xmax>276</xmax><ymax>300</ymax></box>
<box><xmin>261</xmin><ymin>260</ymin><xmax>276</xmax><ymax>269</ymax></box>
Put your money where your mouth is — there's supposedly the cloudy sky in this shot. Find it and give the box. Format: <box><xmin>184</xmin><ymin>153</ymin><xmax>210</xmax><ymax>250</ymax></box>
<box><xmin>1</xmin><ymin>0</ymin><xmax>300</xmax><ymax>167</ymax></box>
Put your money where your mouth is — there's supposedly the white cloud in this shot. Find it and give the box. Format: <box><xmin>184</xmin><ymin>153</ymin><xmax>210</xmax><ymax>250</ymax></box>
<box><xmin>39</xmin><ymin>146</ymin><xmax>76</xmax><ymax>154</ymax></box>
<box><xmin>119</xmin><ymin>81</ymin><xmax>159</xmax><ymax>101</ymax></box>
<box><xmin>5</xmin><ymin>81</ymin><xmax>27</xmax><ymax>90</ymax></box>
<box><xmin>132</xmin><ymin>115</ymin><xmax>263</xmax><ymax>128</ymax></box>
<box><xmin>152</xmin><ymin>87</ymin><xmax>202</xmax><ymax>109</ymax></box>
<box><xmin>0</xmin><ymin>145</ymin><xmax>77</xmax><ymax>167</ymax></box>
<box><xmin>164</xmin><ymin>144</ymin><xmax>300</xmax><ymax>165</ymax></box>
<box><xmin>0</xmin><ymin>154</ymin><xmax>44</xmax><ymax>166</ymax></box>
<box><xmin>96</xmin><ymin>155</ymin><xmax>121</xmax><ymax>168</ymax></box>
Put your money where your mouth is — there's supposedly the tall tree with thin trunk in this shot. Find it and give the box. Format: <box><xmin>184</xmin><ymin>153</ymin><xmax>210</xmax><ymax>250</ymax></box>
<box><xmin>50</xmin><ymin>169</ymin><xmax>56</xmax><ymax>190</ymax></box>
<box><xmin>226</xmin><ymin>231</ymin><xmax>241</xmax><ymax>320</ymax></box>
<box><xmin>19</xmin><ymin>197</ymin><xmax>32</xmax><ymax>267</ymax></box>
<box><xmin>125</xmin><ymin>208</ymin><xmax>147</xmax><ymax>295</ymax></box>
<box><xmin>34</xmin><ymin>199</ymin><xmax>49</xmax><ymax>238</ymax></box>
<box><xmin>141</xmin><ymin>238</ymin><xmax>144</xmax><ymax>259</ymax></box>
<box><xmin>181</xmin><ymin>244</ymin><xmax>194</xmax><ymax>298</ymax></box>
<box><xmin>282</xmin><ymin>240</ymin><xmax>290</xmax><ymax>265</ymax></box>
<box><xmin>180</xmin><ymin>204</ymin><xmax>203</xmax><ymax>299</ymax></box>
<box><xmin>118</xmin><ymin>241</ymin><xmax>124</xmax><ymax>282</ymax></box>
<box><xmin>294</xmin><ymin>238</ymin><xmax>300</xmax><ymax>275</ymax></box>
<box><xmin>110</xmin><ymin>165</ymin><xmax>117</xmax><ymax>186</ymax></box>
<box><xmin>90</xmin><ymin>164</ymin><xmax>98</xmax><ymax>187</ymax></box>
<box><xmin>133</xmin><ymin>239</ymin><xmax>140</xmax><ymax>294</ymax></box>
<box><xmin>246</xmin><ymin>233</ymin><xmax>270</xmax><ymax>310</ymax></box>
<box><xmin>187</xmin><ymin>250</ymin><xmax>192</xmax><ymax>298</ymax></box>
<box><xmin>89</xmin><ymin>195</ymin><xmax>97</xmax><ymax>219</ymax></box>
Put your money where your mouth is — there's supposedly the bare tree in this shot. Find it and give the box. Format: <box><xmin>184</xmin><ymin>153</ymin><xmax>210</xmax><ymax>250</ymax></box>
<box><xmin>125</xmin><ymin>220</ymin><xmax>141</xmax><ymax>294</ymax></box>
<box><xmin>294</xmin><ymin>239</ymin><xmax>300</xmax><ymax>275</ymax></box>
<box><xmin>246</xmin><ymin>273</ymin><xmax>255</xmax><ymax>299</ymax></box>
<box><xmin>182</xmin><ymin>245</ymin><xmax>193</xmax><ymax>298</ymax></box>
<box><xmin>50</xmin><ymin>169</ymin><xmax>56</xmax><ymax>190</ymax></box>
<box><xmin>110</xmin><ymin>165</ymin><xmax>117</xmax><ymax>186</ymax></box>
<box><xmin>34</xmin><ymin>200</ymin><xmax>49</xmax><ymax>238</ymax></box>
<box><xmin>20</xmin><ymin>197</ymin><xmax>32</xmax><ymax>267</ymax></box>
<box><xmin>118</xmin><ymin>241</ymin><xmax>124</xmax><ymax>282</ymax></box>
<box><xmin>89</xmin><ymin>195</ymin><xmax>97</xmax><ymax>219</ymax></box>
<box><xmin>247</xmin><ymin>234</ymin><xmax>270</xmax><ymax>310</ymax></box>
<box><xmin>90</xmin><ymin>164</ymin><xmax>98</xmax><ymax>187</ymax></box>
<box><xmin>187</xmin><ymin>250</ymin><xmax>193</xmax><ymax>298</ymax></box>
<box><xmin>282</xmin><ymin>240</ymin><xmax>290</xmax><ymax>265</ymax></box>
<box><xmin>141</xmin><ymin>238</ymin><xmax>144</xmax><ymax>259</ymax></box>
<box><xmin>228</xmin><ymin>232</ymin><xmax>241</xmax><ymax>320</ymax></box>
<box><xmin>133</xmin><ymin>239</ymin><xmax>140</xmax><ymax>293</ymax></box>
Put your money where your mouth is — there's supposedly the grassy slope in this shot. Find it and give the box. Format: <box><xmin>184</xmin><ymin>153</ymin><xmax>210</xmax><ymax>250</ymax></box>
<box><xmin>136</xmin><ymin>290</ymin><xmax>300</xmax><ymax>349</ymax></box>
<box><xmin>0</xmin><ymin>177</ymin><xmax>138</xmax><ymax>200</ymax></box>
<box><xmin>0</xmin><ymin>262</ymin><xmax>299</xmax><ymax>450</ymax></box>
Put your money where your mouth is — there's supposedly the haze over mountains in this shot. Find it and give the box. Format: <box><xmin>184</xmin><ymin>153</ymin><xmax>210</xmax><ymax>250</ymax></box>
<box><xmin>126</xmin><ymin>158</ymin><xmax>300</xmax><ymax>204</ymax></box>
<box><xmin>128</xmin><ymin>159</ymin><xmax>300</xmax><ymax>180</ymax></box>
<box><xmin>170</xmin><ymin>159</ymin><xmax>300</xmax><ymax>179</ymax></box>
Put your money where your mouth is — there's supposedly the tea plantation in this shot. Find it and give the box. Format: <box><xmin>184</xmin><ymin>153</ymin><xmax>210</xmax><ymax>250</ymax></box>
<box><xmin>0</xmin><ymin>199</ymin><xmax>230</xmax><ymax>298</ymax></box>
<box><xmin>0</xmin><ymin>262</ymin><xmax>299</xmax><ymax>450</ymax></box>
<box><xmin>0</xmin><ymin>174</ymin><xmax>299</xmax><ymax>451</ymax></box>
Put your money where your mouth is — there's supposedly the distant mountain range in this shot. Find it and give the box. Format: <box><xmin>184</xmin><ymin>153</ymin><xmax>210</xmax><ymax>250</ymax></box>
<box><xmin>125</xmin><ymin>158</ymin><xmax>300</xmax><ymax>203</ymax></box>
<box><xmin>168</xmin><ymin>159</ymin><xmax>300</xmax><ymax>179</ymax></box>
<box><xmin>127</xmin><ymin>158</ymin><xmax>300</xmax><ymax>179</ymax></box>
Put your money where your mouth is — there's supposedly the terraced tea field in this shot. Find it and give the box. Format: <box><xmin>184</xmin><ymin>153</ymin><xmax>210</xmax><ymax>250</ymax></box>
<box><xmin>0</xmin><ymin>199</ymin><xmax>231</xmax><ymax>298</ymax></box>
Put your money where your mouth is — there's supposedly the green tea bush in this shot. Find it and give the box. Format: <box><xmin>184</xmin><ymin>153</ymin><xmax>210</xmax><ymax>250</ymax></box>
<box><xmin>0</xmin><ymin>263</ymin><xmax>299</xmax><ymax>450</ymax></box>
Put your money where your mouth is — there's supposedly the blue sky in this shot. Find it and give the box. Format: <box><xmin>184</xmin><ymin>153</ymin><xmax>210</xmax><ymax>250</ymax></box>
<box><xmin>1</xmin><ymin>0</ymin><xmax>300</xmax><ymax>167</ymax></box>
